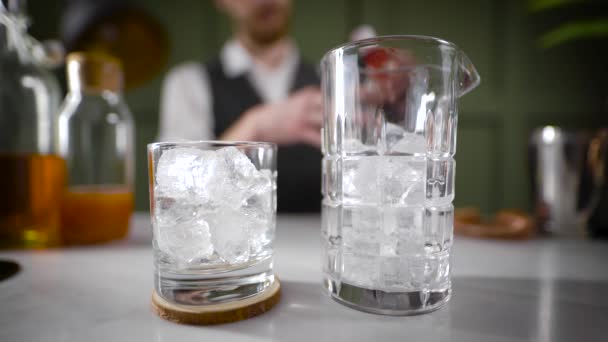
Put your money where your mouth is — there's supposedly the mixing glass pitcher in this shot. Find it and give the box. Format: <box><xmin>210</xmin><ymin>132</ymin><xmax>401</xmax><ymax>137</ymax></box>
<box><xmin>320</xmin><ymin>35</ymin><xmax>480</xmax><ymax>315</ymax></box>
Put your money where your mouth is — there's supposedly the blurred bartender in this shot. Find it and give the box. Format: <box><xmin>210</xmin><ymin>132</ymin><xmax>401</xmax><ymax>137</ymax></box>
<box><xmin>159</xmin><ymin>0</ymin><xmax>322</xmax><ymax>212</ymax></box>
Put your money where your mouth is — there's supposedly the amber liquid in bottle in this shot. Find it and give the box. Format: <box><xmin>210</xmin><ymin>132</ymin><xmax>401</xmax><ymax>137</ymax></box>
<box><xmin>0</xmin><ymin>154</ymin><xmax>66</xmax><ymax>248</ymax></box>
<box><xmin>60</xmin><ymin>186</ymin><xmax>133</xmax><ymax>245</ymax></box>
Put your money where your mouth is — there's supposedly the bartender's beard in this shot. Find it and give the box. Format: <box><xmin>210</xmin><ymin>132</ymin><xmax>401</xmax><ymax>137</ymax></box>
<box><xmin>248</xmin><ymin>20</ymin><xmax>290</xmax><ymax>46</ymax></box>
<box><xmin>240</xmin><ymin>5</ymin><xmax>291</xmax><ymax>47</ymax></box>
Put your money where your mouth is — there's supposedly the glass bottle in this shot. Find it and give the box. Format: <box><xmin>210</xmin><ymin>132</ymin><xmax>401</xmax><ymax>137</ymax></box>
<box><xmin>57</xmin><ymin>52</ymin><xmax>134</xmax><ymax>244</ymax></box>
<box><xmin>0</xmin><ymin>1</ymin><xmax>64</xmax><ymax>248</ymax></box>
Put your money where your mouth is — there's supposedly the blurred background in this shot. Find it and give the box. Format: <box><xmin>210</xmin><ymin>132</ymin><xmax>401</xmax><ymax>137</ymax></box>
<box><xmin>25</xmin><ymin>0</ymin><xmax>608</xmax><ymax>214</ymax></box>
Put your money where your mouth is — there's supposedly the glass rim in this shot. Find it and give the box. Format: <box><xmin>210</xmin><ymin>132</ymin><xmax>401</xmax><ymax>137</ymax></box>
<box><xmin>322</xmin><ymin>35</ymin><xmax>459</xmax><ymax>61</ymax></box>
<box><xmin>147</xmin><ymin>140</ymin><xmax>277</xmax><ymax>151</ymax></box>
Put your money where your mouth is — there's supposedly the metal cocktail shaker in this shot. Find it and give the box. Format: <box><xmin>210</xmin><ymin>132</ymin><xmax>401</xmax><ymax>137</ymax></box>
<box><xmin>529</xmin><ymin>126</ymin><xmax>607</xmax><ymax>236</ymax></box>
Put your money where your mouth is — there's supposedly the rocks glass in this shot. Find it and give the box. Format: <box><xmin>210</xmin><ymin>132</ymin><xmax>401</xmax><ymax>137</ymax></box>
<box><xmin>148</xmin><ymin>141</ymin><xmax>277</xmax><ymax>305</ymax></box>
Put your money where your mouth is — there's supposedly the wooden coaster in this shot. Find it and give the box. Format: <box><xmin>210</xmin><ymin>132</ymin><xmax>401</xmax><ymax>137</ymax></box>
<box><xmin>151</xmin><ymin>278</ymin><xmax>281</xmax><ymax>325</ymax></box>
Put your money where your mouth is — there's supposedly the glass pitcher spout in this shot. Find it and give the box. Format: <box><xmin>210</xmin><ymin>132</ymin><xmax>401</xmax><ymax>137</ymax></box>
<box><xmin>457</xmin><ymin>50</ymin><xmax>480</xmax><ymax>97</ymax></box>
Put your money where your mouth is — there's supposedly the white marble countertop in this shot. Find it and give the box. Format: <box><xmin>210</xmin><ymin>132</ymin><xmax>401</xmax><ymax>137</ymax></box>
<box><xmin>1</xmin><ymin>213</ymin><xmax>607</xmax><ymax>342</ymax></box>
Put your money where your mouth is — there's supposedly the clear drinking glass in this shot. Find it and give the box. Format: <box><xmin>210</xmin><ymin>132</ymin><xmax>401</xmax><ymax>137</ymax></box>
<box><xmin>148</xmin><ymin>141</ymin><xmax>277</xmax><ymax>305</ymax></box>
<box><xmin>321</xmin><ymin>35</ymin><xmax>480</xmax><ymax>315</ymax></box>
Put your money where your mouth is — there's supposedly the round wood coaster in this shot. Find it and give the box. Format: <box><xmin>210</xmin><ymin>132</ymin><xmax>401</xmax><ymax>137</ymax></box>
<box><xmin>151</xmin><ymin>278</ymin><xmax>281</xmax><ymax>325</ymax></box>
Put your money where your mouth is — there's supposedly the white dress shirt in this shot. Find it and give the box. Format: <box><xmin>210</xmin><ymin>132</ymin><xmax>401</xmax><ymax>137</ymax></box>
<box><xmin>158</xmin><ymin>39</ymin><xmax>300</xmax><ymax>141</ymax></box>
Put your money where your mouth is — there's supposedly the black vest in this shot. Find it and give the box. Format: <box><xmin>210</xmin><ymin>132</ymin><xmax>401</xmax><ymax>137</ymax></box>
<box><xmin>206</xmin><ymin>58</ymin><xmax>321</xmax><ymax>212</ymax></box>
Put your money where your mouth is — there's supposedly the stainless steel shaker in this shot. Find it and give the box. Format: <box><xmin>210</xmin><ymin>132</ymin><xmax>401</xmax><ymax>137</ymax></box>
<box><xmin>529</xmin><ymin>126</ymin><xmax>608</xmax><ymax>236</ymax></box>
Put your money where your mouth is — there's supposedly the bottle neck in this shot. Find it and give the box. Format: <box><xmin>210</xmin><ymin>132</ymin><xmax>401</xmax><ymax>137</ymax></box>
<box><xmin>67</xmin><ymin>55</ymin><xmax>124</xmax><ymax>94</ymax></box>
<box><xmin>67</xmin><ymin>74</ymin><xmax>124</xmax><ymax>96</ymax></box>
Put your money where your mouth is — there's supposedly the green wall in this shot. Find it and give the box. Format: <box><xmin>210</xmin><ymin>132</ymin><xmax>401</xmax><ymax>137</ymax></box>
<box><xmin>29</xmin><ymin>0</ymin><xmax>608</xmax><ymax>214</ymax></box>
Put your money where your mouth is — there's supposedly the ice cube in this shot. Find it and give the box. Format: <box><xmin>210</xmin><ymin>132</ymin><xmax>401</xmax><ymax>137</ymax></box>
<box><xmin>381</xmin><ymin>156</ymin><xmax>426</xmax><ymax>205</ymax></box>
<box><xmin>207</xmin><ymin>208</ymin><xmax>251</xmax><ymax>264</ymax></box>
<box><xmin>155</xmin><ymin>147</ymin><xmax>217</xmax><ymax>198</ymax></box>
<box><xmin>155</xmin><ymin>196</ymin><xmax>197</xmax><ymax>225</ymax></box>
<box><xmin>390</xmin><ymin>132</ymin><xmax>427</xmax><ymax>155</ymax></box>
<box><xmin>343</xmin><ymin>155</ymin><xmax>426</xmax><ymax>205</ymax></box>
<box><xmin>240</xmin><ymin>169</ymin><xmax>274</xmax><ymax>255</ymax></box>
<box><xmin>388</xmin><ymin>206</ymin><xmax>425</xmax><ymax>256</ymax></box>
<box><xmin>341</xmin><ymin>252</ymin><xmax>380</xmax><ymax>289</ymax></box>
<box><xmin>248</xmin><ymin>216</ymin><xmax>274</xmax><ymax>256</ymax></box>
<box><xmin>155</xmin><ymin>217</ymin><xmax>213</xmax><ymax>264</ymax></box>
<box><xmin>241</xmin><ymin>191</ymin><xmax>272</xmax><ymax>222</ymax></box>
<box><xmin>383</xmin><ymin>122</ymin><xmax>406</xmax><ymax>152</ymax></box>
<box><xmin>217</xmin><ymin>146</ymin><xmax>257</xmax><ymax>189</ymax></box>
<box><xmin>379</xmin><ymin>256</ymin><xmax>405</xmax><ymax>290</ymax></box>
<box><xmin>343</xmin><ymin>138</ymin><xmax>375</xmax><ymax>155</ymax></box>
<box><xmin>342</xmin><ymin>205</ymin><xmax>383</xmax><ymax>254</ymax></box>
<box><xmin>250</xmin><ymin>169</ymin><xmax>273</xmax><ymax>193</ymax></box>
<box><xmin>343</xmin><ymin>156</ymin><xmax>379</xmax><ymax>204</ymax></box>
<box><xmin>200</xmin><ymin>146</ymin><xmax>265</xmax><ymax>208</ymax></box>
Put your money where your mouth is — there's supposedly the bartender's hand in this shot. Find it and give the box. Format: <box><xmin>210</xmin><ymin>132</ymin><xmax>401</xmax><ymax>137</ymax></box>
<box><xmin>221</xmin><ymin>86</ymin><xmax>323</xmax><ymax>147</ymax></box>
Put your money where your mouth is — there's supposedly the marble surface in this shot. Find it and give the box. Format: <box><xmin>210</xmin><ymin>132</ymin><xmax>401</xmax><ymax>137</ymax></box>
<box><xmin>1</xmin><ymin>213</ymin><xmax>607</xmax><ymax>342</ymax></box>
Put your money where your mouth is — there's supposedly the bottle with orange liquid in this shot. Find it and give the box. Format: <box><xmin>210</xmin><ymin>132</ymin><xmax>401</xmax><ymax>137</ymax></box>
<box><xmin>57</xmin><ymin>52</ymin><xmax>134</xmax><ymax>245</ymax></box>
<box><xmin>0</xmin><ymin>1</ymin><xmax>64</xmax><ymax>248</ymax></box>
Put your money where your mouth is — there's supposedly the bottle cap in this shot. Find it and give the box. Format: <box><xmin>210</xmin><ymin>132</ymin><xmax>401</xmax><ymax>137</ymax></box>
<box><xmin>66</xmin><ymin>52</ymin><xmax>123</xmax><ymax>93</ymax></box>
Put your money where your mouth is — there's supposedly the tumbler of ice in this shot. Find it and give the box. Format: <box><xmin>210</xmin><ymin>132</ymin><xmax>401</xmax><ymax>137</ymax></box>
<box><xmin>321</xmin><ymin>36</ymin><xmax>480</xmax><ymax>315</ymax></box>
<box><xmin>147</xmin><ymin>141</ymin><xmax>277</xmax><ymax>305</ymax></box>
